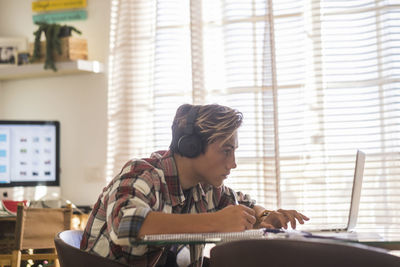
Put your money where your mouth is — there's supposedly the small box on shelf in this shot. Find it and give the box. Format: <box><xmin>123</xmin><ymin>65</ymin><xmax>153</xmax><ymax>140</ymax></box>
<box><xmin>29</xmin><ymin>37</ymin><xmax>88</xmax><ymax>62</ymax></box>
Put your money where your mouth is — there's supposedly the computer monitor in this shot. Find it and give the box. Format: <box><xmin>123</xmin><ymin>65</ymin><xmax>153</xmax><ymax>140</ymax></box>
<box><xmin>0</xmin><ymin>120</ymin><xmax>60</xmax><ymax>188</ymax></box>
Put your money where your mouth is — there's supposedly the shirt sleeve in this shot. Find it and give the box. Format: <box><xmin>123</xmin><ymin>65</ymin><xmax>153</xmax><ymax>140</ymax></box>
<box><xmin>107</xmin><ymin>166</ymin><xmax>160</xmax><ymax>250</ymax></box>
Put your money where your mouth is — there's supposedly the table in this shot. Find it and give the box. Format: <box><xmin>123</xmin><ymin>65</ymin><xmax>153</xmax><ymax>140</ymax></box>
<box><xmin>309</xmin><ymin>230</ymin><xmax>400</xmax><ymax>250</ymax></box>
<box><xmin>137</xmin><ymin>229</ymin><xmax>400</xmax><ymax>267</ymax></box>
<box><xmin>359</xmin><ymin>238</ymin><xmax>400</xmax><ymax>250</ymax></box>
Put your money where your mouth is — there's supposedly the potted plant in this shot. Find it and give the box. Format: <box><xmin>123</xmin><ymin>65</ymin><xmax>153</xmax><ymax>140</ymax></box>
<box><xmin>31</xmin><ymin>22</ymin><xmax>82</xmax><ymax>71</ymax></box>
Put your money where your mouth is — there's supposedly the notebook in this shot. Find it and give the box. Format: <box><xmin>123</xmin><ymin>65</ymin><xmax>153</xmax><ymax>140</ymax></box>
<box><xmin>300</xmin><ymin>150</ymin><xmax>366</xmax><ymax>233</ymax></box>
<box><xmin>141</xmin><ymin>229</ymin><xmax>268</xmax><ymax>245</ymax></box>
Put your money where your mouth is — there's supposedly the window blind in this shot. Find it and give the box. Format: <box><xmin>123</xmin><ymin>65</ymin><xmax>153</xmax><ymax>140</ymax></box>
<box><xmin>273</xmin><ymin>0</ymin><xmax>400</xmax><ymax>236</ymax></box>
<box><xmin>108</xmin><ymin>0</ymin><xmax>280</xmax><ymax>209</ymax></box>
<box><xmin>108</xmin><ymin>0</ymin><xmax>400</xmax><ymax>237</ymax></box>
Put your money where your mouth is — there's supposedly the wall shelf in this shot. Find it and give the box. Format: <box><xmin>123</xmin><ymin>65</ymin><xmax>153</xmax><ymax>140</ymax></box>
<box><xmin>0</xmin><ymin>60</ymin><xmax>104</xmax><ymax>81</ymax></box>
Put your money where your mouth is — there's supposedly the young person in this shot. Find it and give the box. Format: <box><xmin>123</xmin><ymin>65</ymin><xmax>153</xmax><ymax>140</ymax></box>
<box><xmin>81</xmin><ymin>104</ymin><xmax>309</xmax><ymax>266</ymax></box>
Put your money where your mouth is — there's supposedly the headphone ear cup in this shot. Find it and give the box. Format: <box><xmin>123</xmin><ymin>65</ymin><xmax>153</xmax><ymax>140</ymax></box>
<box><xmin>177</xmin><ymin>134</ymin><xmax>202</xmax><ymax>158</ymax></box>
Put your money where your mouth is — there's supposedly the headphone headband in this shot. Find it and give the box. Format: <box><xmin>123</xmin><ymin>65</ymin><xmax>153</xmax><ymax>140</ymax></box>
<box><xmin>183</xmin><ymin>106</ymin><xmax>199</xmax><ymax>135</ymax></box>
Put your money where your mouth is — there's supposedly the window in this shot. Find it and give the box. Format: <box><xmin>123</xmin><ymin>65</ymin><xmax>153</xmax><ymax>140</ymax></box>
<box><xmin>108</xmin><ymin>0</ymin><xmax>400</xmax><ymax>236</ymax></box>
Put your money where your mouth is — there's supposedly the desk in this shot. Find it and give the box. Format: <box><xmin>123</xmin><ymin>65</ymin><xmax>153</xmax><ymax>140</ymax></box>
<box><xmin>208</xmin><ymin>238</ymin><xmax>400</xmax><ymax>267</ymax></box>
<box><xmin>362</xmin><ymin>240</ymin><xmax>400</xmax><ymax>250</ymax></box>
<box><xmin>138</xmin><ymin>230</ymin><xmax>400</xmax><ymax>267</ymax></box>
<box><xmin>311</xmin><ymin>231</ymin><xmax>400</xmax><ymax>251</ymax></box>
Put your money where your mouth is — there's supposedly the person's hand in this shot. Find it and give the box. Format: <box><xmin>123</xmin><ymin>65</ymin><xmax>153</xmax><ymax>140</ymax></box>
<box><xmin>214</xmin><ymin>204</ymin><xmax>257</xmax><ymax>232</ymax></box>
<box><xmin>258</xmin><ymin>209</ymin><xmax>309</xmax><ymax>229</ymax></box>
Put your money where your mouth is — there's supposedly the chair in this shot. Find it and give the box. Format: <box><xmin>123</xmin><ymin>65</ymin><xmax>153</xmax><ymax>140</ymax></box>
<box><xmin>0</xmin><ymin>203</ymin><xmax>72</xmax><ymax>267</ymax></box>
<box><xmin>209</xmin><ymin>238</ymin><xmax>400</xmax><ymax>267</ymax></box>
<box><xmin>54</xmin><ymin>230</ymin><xmax>128</xmax><ymax>267</ymax></box>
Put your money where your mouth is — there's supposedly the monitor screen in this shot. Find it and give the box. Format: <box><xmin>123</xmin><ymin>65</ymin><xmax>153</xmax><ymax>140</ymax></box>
<box><xmin>0</xmin><ymin>120</ymin><xmax>60</xmax><ymax>187</ymax></box>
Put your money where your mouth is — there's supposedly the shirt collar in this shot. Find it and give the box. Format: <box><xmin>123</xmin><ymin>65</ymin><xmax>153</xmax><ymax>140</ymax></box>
<box><xmin>152</xmin><ymin>150</ymin><xmax>206</xmax><ymax>207</ymax></box>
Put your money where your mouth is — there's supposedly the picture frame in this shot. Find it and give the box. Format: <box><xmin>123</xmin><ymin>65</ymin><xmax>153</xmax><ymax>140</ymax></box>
<box><xmin>0</xmin><ymin>37</ymin><xmax>28</xmax><ymax>66</ymax></box>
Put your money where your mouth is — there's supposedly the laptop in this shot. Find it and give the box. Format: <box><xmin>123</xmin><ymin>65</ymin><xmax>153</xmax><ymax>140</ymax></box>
<box><xmin>299</xmin><ymin>150</ymin><xmax>366</xmax><ymax>234</ymax></box>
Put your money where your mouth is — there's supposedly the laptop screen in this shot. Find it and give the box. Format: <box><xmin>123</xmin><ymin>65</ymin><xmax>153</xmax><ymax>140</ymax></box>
<box><xmin>347</xmin><ymin>150</ymin><xmax>366</xmax><ymax>231</ymax></box>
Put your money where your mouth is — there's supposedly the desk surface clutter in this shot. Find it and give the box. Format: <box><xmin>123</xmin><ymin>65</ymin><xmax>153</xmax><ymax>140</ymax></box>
<box><xmin>140</xmin><ymin>227</ymin><xmax>400</xmax><ymax>251</ymax></box>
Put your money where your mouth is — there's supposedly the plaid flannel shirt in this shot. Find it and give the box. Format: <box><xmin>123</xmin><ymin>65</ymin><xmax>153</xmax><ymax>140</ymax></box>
<box><xmin>81</xmin><ymin>150</ymin><xmax>255</xmax><ymax>266</ymax></box>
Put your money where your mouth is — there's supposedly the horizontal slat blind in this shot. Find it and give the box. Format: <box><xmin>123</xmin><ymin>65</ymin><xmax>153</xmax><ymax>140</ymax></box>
<box><xmin>107</xmin><ymin>0</ymin><xmax>157</xmax><ymax>178</ymax></box>
<box><xmin>108</xmin><ymin>0</ymin><xmax>279</xmax><ymax>207</ymax></box>
<box><xmin>198</xmin><ymin>0</ymin><xmax>278</xmax><ymax>207</ymax></box>
<box><xmin>274</xmin><ymin>0</ymin><xmax>400</xmax><ymax>237</ymax></box>
<box><xmin>108</xmin><ymin>0</ymin><xmax>400</xmax><ymax>238</ymax></box>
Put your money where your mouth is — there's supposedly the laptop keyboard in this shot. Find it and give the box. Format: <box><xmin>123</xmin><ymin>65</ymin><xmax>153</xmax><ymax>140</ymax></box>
<box><xmin>298</xmin><ymin>224</ymin><xmax>348</xmax><ymax>232</ymax></box>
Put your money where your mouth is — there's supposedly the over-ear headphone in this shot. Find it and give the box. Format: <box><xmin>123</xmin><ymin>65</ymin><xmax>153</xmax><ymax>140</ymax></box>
<box><xmin>177</xmin><ymin>106</ymin><xmax>202</xmax><ymax>158</ymax></box>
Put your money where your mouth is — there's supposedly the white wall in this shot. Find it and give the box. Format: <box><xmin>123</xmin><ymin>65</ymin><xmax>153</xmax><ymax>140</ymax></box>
<box><xmin>0</xmin><ymin>0</ymin><xmax>111</xmax><ymax>206</ymax></box>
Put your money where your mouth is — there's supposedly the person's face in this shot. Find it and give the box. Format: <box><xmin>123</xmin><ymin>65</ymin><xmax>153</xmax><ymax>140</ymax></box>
<box><xmin>193</xmin><ymin>132</ymin><xmax>238</xmax><ymax>187</ymax></box>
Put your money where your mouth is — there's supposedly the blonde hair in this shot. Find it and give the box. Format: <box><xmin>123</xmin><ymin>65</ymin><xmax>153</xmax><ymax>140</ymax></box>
<box><xmin>170</xmin><ymin>104</ymin><xmax>243</xmax><ymax>155</ymax></box>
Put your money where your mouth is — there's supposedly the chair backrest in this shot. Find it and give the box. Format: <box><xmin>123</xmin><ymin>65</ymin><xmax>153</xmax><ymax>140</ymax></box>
<box><xmin>16</xmin><ymin>203</ymin><xmax>72</xmax><ymax>250</ymax></box>
<box><xmin>210</xmin><ymin>238</ymin><xmax>400</xmax><ymax>267</ymax></box>
<box><xmin>54</xmin><ymin>230</ymin><xmax>128</xmax><ymax>267</ymax></box>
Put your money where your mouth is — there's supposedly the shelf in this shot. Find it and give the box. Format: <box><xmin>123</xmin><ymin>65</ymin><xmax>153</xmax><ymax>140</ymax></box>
<box><xmin>0</xmin><ymin>60</ymin><xmax>104</xmax><ymax>81</ymax></box>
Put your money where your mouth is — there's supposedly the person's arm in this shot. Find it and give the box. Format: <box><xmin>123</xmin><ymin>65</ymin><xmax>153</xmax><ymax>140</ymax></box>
<box><xmin>137</xmin><ymin>204</ymin><xmax>257</xmax><ymax>238</ymax></box>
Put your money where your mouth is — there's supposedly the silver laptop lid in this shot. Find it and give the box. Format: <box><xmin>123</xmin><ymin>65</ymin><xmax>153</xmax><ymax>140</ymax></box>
<box><xmin>346</xmin><ymin>150</ymin><xmax>366</xmax><ymax>231</ymax></box>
